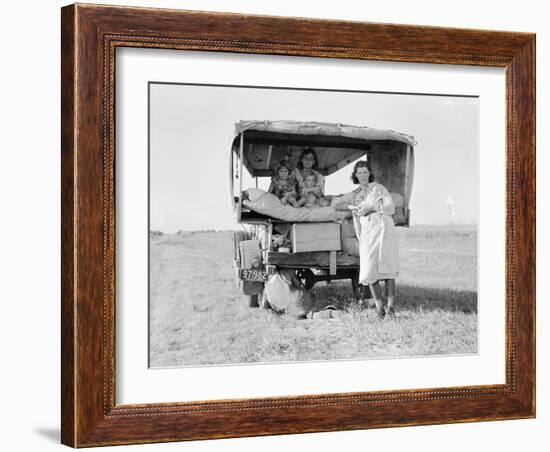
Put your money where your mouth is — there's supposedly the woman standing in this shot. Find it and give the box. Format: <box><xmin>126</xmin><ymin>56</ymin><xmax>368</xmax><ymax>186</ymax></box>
<box><xmin>347</xmin><ymin>160</ymin><xmax>399</xmax><ymax>319</ymax></box>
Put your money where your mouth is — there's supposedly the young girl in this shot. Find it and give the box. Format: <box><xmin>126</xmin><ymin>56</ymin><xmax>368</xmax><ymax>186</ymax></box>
<box><xmin>268</xmin><ymin>163</ymin><xmax>298</xmax><ymax>206</ymax></box>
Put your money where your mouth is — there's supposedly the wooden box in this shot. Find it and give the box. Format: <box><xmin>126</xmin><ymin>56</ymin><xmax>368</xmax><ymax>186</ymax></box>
<box><xmin>290</xmin><ymin>223</ymin><xmax>341</xmax><ymax>253</ymax></box>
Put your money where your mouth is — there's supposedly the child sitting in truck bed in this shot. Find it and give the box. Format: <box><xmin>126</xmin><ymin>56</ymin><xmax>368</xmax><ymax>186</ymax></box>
<box><xmin>268</xmin><ymin>163</ymin><xmax>299</xmax><ymax>206</ymax></box>
<box><xmin>296</xmin><ymin>174</ymin><xmax>326</xmax><ymax>207</ymax></box>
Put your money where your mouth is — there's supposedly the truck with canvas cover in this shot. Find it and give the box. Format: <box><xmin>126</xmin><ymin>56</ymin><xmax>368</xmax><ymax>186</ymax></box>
<box><xmin>229</xmin><ymin>120</ymin><xmax>415</xmax><ymax>309</ymax></box>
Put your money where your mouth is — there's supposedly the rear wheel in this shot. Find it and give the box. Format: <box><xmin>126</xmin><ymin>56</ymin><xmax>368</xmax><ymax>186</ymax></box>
<box><xmin>297</xmin><ymin>269</ymin><xmax>316</xmax><ymax>290</ymax></box>
<box><xmin>247</xmin><ymin>294</ymin><xmax>260</xmax><ymax>308</ymax></box>
<box><xmin>249</xmin><ymin>289</ymin><xmax>270</xmax><ymax>309</ymax></box>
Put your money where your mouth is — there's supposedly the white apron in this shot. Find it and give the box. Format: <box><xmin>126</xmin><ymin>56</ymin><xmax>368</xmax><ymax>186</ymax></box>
<box><xmin>351</xmin><ymin>183</ymin><xmax>399</xmax><ymax>285</ymax></box>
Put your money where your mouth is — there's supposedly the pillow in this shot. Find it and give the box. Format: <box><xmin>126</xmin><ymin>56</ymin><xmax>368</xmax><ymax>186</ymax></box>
<box><xmin>244</xmin><ymin>187</ymin><xmax>268</xmax><ymax>202</ymax></box>
<box><xmin>251</xmin><ymin>192</ymin><xmax>282</xmax><ymax>210</ymax></box>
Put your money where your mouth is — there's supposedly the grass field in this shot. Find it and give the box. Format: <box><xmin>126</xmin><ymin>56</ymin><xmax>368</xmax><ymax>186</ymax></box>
<box><xmin>149</xmin><ymin>225</ymin><xmax>478</xmax><ymax>367</ymax></box>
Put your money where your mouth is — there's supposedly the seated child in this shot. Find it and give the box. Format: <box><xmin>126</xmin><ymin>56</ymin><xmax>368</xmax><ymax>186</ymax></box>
<box><xmin>296</xmin><ymin>174</ymin><xmax>323</xmax><ymax>207</ymax></box>
<box><xmin>268</xmin><ymin>163</ymin><xmax>298</xmax><ymax>206</ymax></box>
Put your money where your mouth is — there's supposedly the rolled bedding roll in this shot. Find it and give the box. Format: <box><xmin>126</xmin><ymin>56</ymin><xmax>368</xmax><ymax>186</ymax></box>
<box><xmin>242</xmin><ymin>189</ymin><xmax>351</xmax><ymax>222</ymax></box>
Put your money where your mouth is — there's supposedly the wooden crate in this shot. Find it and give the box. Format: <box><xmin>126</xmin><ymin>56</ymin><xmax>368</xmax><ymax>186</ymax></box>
<box><xmin>290</xmin><ymin>223</ymin><xmax>341</xmax><ymax>253</ymax></box>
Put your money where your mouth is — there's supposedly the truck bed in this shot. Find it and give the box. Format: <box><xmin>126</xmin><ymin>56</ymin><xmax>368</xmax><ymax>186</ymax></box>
<box><xmin>266</xmin><ymin>251</ymin><xmax>359</xmax><ymax>269</ymax></box>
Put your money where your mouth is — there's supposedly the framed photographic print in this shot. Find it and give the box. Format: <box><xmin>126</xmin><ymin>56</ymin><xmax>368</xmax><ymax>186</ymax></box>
<box><xmin>61</xmin><ymin>3</ymin><xmax>535</xmax><ymax>447</ymax></box>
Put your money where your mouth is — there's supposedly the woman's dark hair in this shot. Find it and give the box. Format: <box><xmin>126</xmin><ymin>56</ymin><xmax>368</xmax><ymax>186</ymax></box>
<box><xmin>296</xmin><ymin>148</ymin><xmax>319</xmax><ymax>171</ymax></box>
<box><xmin>351</xmin><ymin>160</ymin><xmax>375</xmax><ymax>184</ymax></box>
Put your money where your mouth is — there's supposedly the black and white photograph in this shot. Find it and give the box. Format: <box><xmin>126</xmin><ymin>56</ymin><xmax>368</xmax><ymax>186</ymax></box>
<box><xmin>148</xmin><ymin>83</ymin><xmax>479</xmax><ymax>367</ymax></box>
<box><xmin>2</xmin><ymin>0</ymin><xmax>544</xmax><ymax>450</ymax></box>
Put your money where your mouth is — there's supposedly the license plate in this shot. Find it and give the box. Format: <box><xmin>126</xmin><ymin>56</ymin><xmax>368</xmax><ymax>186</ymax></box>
<box><xmin>240</xmin><ymin>269</ymin><xmax>267</xmax><ymax>282</ymax></box>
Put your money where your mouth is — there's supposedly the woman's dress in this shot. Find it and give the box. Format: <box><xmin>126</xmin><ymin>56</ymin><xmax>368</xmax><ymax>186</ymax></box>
<box><xmin>350</xmin><ymin>183</ymin><xmax>399</xmax><ymax>285</ymax></box>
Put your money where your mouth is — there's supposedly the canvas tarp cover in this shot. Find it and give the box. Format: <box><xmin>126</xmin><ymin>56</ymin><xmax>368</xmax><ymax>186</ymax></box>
<box><xmin>232</xmin><ymin>120</ymin><xmax>415</xmax><ymax>178</ymax></box>
<box><xmin>235</xmin><ymin>120</ymin><xmax>415</xmax><ymax>147</ymax></box>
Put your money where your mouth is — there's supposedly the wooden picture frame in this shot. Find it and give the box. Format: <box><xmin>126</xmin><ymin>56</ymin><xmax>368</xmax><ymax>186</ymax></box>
<box><xmin>61</xmin><ymin>3</ymin><xmax>535</xmax><ymax>447</ymax></box>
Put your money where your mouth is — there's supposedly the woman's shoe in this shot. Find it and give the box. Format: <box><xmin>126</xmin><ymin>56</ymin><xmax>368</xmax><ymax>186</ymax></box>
<box><xmin>375</xmin><ymin>308</ymin><xmax>386</xmax><ymax>320</ymax></box>
<box><xmin>385</xmin><ymin>307</ymin><xmax>396</xmax><ymax>319</ymax></box>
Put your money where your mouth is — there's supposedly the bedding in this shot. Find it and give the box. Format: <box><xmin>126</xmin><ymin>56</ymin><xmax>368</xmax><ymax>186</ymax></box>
<box><xmin>243</xmin><ymin>188</ymin><xmax>404</xmax><ymax>224</ymax></box>
<box><xmin>241</xmin><ymin>189</ymin><xmax>401</xmax><ymax>257</ymax></box>
<box><xmin>243</xmin><ymin>189</ymin><xmax>361</xmax><ymax>256</ymax></box>
<box><xmin>242</xmin><ymin>189</ymin><xmax>350</xmax><ymax>222</ymax></box>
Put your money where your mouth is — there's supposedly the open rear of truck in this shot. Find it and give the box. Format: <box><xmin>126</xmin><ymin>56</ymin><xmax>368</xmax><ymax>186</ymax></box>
<box><xmin>229</xmin><ymin>120</ymin><xmax>415</xmax><ymax>306</ymax></box>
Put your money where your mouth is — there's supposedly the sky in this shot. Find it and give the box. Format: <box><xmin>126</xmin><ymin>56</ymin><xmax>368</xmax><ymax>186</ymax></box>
<box><xmin>149</xmin><ymin>83</ymin><xmax>478</xmax><ymax>232</ymax></box>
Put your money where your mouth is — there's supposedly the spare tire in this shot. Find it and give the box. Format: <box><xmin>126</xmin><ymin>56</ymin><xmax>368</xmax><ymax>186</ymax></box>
<box><xmin>233</xmin><ymin>233</ymin><xmax>264</xmax><ymax>304</ymax></box>
<box><xmin>239</xmin><ymin>240</ymin><xmax>264</xmax><ymax>299</ymax></box>
<box><xmin>239</xmin><ymin>240</ymin><xmax>262</xmax><ymax>270</ymax></box>
<box><xmin>232</xmin><ymin>230</ymin><xmax>249</xmax><ymax>260</ymax></box>
<box><xmin>232</xmin><ymin>230</ymin><xmax>249</xmax><ymax>286</ymax></box>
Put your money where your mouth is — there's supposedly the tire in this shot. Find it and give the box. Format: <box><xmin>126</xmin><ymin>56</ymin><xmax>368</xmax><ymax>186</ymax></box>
<box><xmin>248</xmin><ymin>294</ymin><xmax>259</xmax><ymax>308</ymax></box>
<box><xmin>297</xmin><ymin>269</ymin><xmax>316</xmax><ymax>290</ymax></box>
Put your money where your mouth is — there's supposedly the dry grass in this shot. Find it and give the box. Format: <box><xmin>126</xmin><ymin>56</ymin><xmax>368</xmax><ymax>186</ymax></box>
<box><xmin>149</xmin><ymin>225</ymin><xmax>478</xmax><ymax>367</ymax></box>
